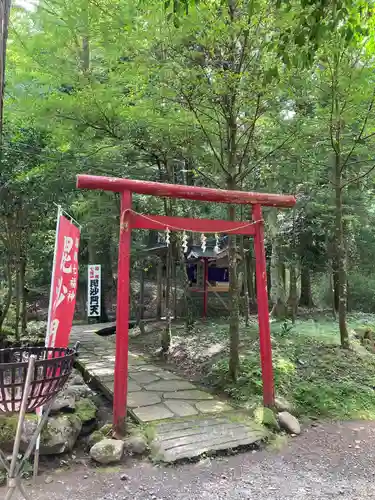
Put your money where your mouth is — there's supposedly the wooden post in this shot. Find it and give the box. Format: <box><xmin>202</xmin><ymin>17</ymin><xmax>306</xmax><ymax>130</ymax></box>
<box><xmin>252</xmin><ymin>204</ymin><xmax>274</xmax><ymax>407</ymax></box>
<box><xmin>139</xmin><ymin>268</ymin><xmax>145</xmax><ymax>321</ymax></box>
<box><xmin>156</xmin><ymin>259</ymin><xmax>162</xmax><ymax>319</ymax></box>
<box><xmin>173</xmin><ymin>259</ymin><xmax>178</xmax><ymax>319</ymax></box>
<box><xmin>113</xmin><ymin>190</ymin><xmax>132</xmax><ymax>434</ymax></box>
<box><xmin>203</xmin><ymin>258</ymin><xmax>208</xmax><ymax>319</ymax></box>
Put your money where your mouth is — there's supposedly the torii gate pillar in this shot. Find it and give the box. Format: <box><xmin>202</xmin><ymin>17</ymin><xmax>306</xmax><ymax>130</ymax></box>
<box><xmin>77</xmin><ymin>174</ymin><xmax>296</xmax><ymax>434</ymax></box>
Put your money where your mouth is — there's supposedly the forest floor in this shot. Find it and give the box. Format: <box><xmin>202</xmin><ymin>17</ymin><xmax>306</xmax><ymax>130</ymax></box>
<box><xmin>7</xmin><ymin>420</ymin><xmax>375</xmax><ymax>499</ymax></box>
<box><xmin>129</xmin><ymin>312</ymin><xmax>375</xmax><ymax>421</ymax></box>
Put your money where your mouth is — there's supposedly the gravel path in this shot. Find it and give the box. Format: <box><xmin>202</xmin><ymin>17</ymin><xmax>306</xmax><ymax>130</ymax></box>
<box><xmin>5</xmin><ymin>421</ymin><xmax>375</xmax><ymax>500</ymax></box>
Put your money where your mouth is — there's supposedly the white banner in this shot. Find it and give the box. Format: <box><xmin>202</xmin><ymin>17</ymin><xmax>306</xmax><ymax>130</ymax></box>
<box><xmin>88</xmin><ymin>265</ymin><xmax>101</xmax><ymax>317</ymax></box>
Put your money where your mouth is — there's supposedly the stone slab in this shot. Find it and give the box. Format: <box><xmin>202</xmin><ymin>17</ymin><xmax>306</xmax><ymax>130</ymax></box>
<box><xmin>102</xmin><ymin>356</ymin><xmax>116</xmax><ymax>362</ymax></box>
<box><xmin>195</xmin><ymin>400</ymin><xmax>233</xmax><ymax>414</ymax></box>
<box><xmin>128</xmin><ymin>391</ymin><xmax>161</xmax><ymax>408</ymax></box>
<box><xmin>152</xmin><ymin>418</ymin><xmax>267</xmax><ymax>462</ymax></box>
<box><xmin>156</xmin><ymin>417</ymin><xmax>228</xmax><ymax>433</ymax></box>
<box><xmin>103</xmin><ymin>381</ymin><xmax>114</xmax><ymax>392</ymax></box>
<box><xmin>72</xmin><ymin>324</ymin><xmax>265</xmax><ymax>461</ymax></box>
<box><xmin>155</xmin><ymin>370</ymin><xmax>183</xmax><ymax>381</ymax></box>
<box><xmin>129</xmin><ymin>365</ymin><xmax>158</xmax><ymax>373</ymax></box>
<box><xmin>155</xmin><ymin>421</ymin><xmax>246</xmax><ymax>442</ymax></box>
<box><xmin>133</xmin><ymin>404</ymin><xmax>174</xmax><ymax>422</ymax></box>
<box><xmin>130</xmin><ymin>372</ymin><xmax>161</xmax><ymax>384</ymax></box>
<box><xmin>164</xmin><ymin>400</ymin><xmax>198</xmax><ymax>417</ymax></box>
<box><xmin>163</xmin><ymin>390</ymin><xmax>214</xmax><ymax>400</ymax></box>
<box><xmin>90</xmin><ymin>367</ymin><xmax>114</xmax><ymax>378</ymax></box>
<box><xmin>160</xmin><ymin>433</ymin><xmax>266</xmax><ymax>462</ymax></box>
<box><xmin>128</xmin><ymin>381</ymin><xmax>142</xmax><ymax>392</ymax></box>
<box><xmin>145</xmin><ymin>380</ymin><xmax>196</xmax><ymax>392</ymax></box>
<box><xmin>160</xmin><ymin>425</ymin><xmax>256</xmax><ymax>450</ymax></box>
<box><xmin>128</xmin><ymin>355</ymin><xmax>147</xmax><ymax>366</ymax></box>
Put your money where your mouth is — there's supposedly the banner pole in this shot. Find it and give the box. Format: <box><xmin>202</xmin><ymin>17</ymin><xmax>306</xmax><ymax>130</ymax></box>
<box><xmin>33</xmin><ymin>205</ymin><xmax>62</xmax><ymax>480</ymax></box>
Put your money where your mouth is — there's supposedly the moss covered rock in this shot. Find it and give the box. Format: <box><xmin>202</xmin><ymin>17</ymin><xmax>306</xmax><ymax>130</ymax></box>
<box><xmin>355</xmin><ymin>327</ymin><xmax>375</xmax><ymax>353</ymax></box>
<box><xmin>0</xmin><ymin>414</ymin><xmax>38</xmax><ymax>453</ymax></box>
<box><xmin>22</xmin><ymin>414</ymin><xmax>82</xmax><ymax>455</ymax></box>
<box><xmin>98</xmin><ymin>423</ymin><xmax>113</xmax><ymax>437</ymax></box>
<box><xmin>87</xmin><ymin>422</ymin><xmax>113</xmax><ymax>450</ymax></box>
<box><xmin>88</xmin><ymin>430</ymin><xmax>105</xmax><ymax>448</ymax></box>
<box><xmin>90</xmin><ymin>439</ymin><xmax>124</xmax><ymax>464</ymax></box>
<box><xmin>253</xmin><ymin>406</ymin><xmax>279</xmax><ymax>430</ymax></box>
<box><xmin>75</xmin><ymin>398</ymin><xmax>98</xmax><ymax>436</ymax></box>
<box><xmin>0</xmin><ymin>415</ymin><xmax>17</xmax><ymax>452</ymax></box>
<box><xmin>123</xmin><ymin>435</ymin><xmax>148</xmax><ymax>455</ymax></box>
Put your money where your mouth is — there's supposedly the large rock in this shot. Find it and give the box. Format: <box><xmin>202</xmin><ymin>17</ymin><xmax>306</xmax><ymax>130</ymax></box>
<box><xmin>278</xmin><ymin>411</ymin><xmax>301</xmax><ymax>435</ymax></box>
<box><xmin>90</xmin><ymin>439</ymin><xmax>124</xmax><ymax>464</ymax></box>
<box><xmin>88</xmin><ymin>431</ymin><xmax>105</xmax><ymax>449</ymax></box>
<box><xmin>75</xmin><ymin>399</ymin><xmax>98</xmax><ymax>436</ymax></box>
<box><xmin>69</xmin><ymin>372</ymin><xmax>85</xmax><ymax>386</ymax></box>
<box><xmin>23</xmin><ymin>414</ymin><xmax>82</xmax><ymax>455</ymax></box>
<box><xmin>123</xmin><ymin>435</ymin><xmax>148</xmax><ymax>455</ymax></box>
<box><xmin>65</xmin><ymin>385</ymin><xmax>93</xmax><ymax>400</ymax></box>
<box><xmin>87</xmin><ymin>423</ymin><xmax>113</xmax><ymax>449</ymax></box>
<box><xmin>51</xmin><ymin>393</ymin><xmax>76</xmax><ymax>414</ymax></box>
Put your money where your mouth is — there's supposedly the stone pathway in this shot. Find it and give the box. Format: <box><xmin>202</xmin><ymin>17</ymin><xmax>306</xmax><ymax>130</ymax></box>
<box><xmin>70</xmin><ymin>323</ymin><xmax>267</xmax><ymax>462</ymax></box>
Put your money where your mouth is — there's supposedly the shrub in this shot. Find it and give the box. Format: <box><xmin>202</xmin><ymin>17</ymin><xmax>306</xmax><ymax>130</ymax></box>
<box><xmin>347</xmin><ymin>272</ymin><xmax>375</xmax><ymax>313</ymax></box>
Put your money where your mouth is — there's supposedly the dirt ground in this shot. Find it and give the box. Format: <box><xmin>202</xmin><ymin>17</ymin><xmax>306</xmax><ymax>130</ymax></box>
<box><xmin>5</xmin><ymin>420</ymin><xmax>375</xmax><ymax>499</ymax></box>
<box><xmin>128</xmin><ymin>319</ymin><xmax>234</xmax><ymax>382</ymax></box>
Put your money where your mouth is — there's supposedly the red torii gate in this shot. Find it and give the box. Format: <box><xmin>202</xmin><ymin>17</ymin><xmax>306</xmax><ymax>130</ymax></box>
<box><xmin>77</xmin><ymin>174</ymin><xmax>296</xmax><ymax>433</ymax></box>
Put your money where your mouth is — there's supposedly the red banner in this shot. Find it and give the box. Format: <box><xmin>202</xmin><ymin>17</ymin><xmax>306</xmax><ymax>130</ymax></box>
<box><xmin>46</xmin><ymin>214</ymin><xmax>80</xmax><ymax>348</ymax></box>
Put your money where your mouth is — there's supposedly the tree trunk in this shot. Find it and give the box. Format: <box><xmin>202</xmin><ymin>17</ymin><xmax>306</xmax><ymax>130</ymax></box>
<box><xmin>0</xmin><ymin>258</ymin><xmax>12</xmax><ymax>332</ymax></box>
<box><xmin>240</xmin><ymin>236</ymin><xmax>250</xmax><ymax>325</ymax></box>
<box><xmin>332</xmin><ymin>258</ymin><xmax>340</xmax><ymax>312</ymax></box>
<box><xmin>228</xmin><ymin>204</ymin><xmax>240</xmax><ymax>381</ymax></box>
<box><xmin>266</xmin><ymin>264</ymin><xmax>271</xmax><ymax>300</ymax></box>
<box><xmin>329</xmin><ymin>268</ymin><xmax>337</xmax><ymax>319</ymax></box>
<box><xmin>82</xmin><ymin>36</ymin><xmax>90</xmax><ymax>73</ymax></box>
<box><xmin>0</xmin><ymin>0</ymin><xmax>11</xmax><ymax>138</ymax></box>
<box><xmin>20</xmin><ymin>254</ymin><xmax>27</xmax><ymax>335</ymax></box>
<box><xmin>179</xmin><ymin>246</ymin><xmax>194</xmax><ymax>331</ymax></box>
<box><xmin>173</xmin><ymin>259</ymin><xmax>178</xmax><ymax>319</ymax></box>
<box><xmin>246</xmin><ymin>252</ymin><xmax>255</xmax><ymax>306</ymax></box>
<box><xmin>156</xmin><ymin>259</ymin><xmax>163</xmax><ymax>319</ymax></box>
<box><xmin>330</xmin><ymin>62</ymin><xmax>349</xmax><ymax>348</ymax></box>
<box><xmin>161</xmin><ymin>245</ymin><xmax>172</xmax><ymax>352</ymax></box>
<box><xmin>335</xmin><ymin>183</ymin><xmax>349</xmax><ymax>348</ymax></box>
<box><xmin>299</xmin><ymin>264</ymin><xmax>314</xmax><ymax>308</ymax></box>
<box><xmin>100</xmin><ymin>234</ymin><xmax>113</xmax><ymax>323</ymax></box>
<box><xmin>269</xmin><ymin>210</ymin><xmax>287</xmax><ymax>320</ymax></box>
<box><xmin>288</xmin><ymin>265</ymin><xmax>298</xmax><ymax>323</ymax></box>
<box><xmin>14</xmin><ymin>263</ymin><xmax>20</xmax><ymax>341</ymax></box>
<box><xmin>137</xmin><ymin>268</ymin><xmax>145</xmax><ymax>323</ymax></box>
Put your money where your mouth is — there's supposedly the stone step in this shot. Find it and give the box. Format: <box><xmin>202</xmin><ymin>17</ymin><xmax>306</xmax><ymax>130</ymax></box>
<box><xmin>152</xmin><ymin>416</ymin><xmax>267</xmax><ymax>462</ymax></box>
<box><xmin>71</xmin><ymin>324</ymin><xmax>267</xmax><ymax>463</ymax></box>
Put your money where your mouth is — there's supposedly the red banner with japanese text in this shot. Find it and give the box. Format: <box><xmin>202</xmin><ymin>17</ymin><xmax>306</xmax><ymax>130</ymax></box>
<box><xmin>46</xmin><ymin>214</ymin><xmax>80</xmax><ymax>348</ymax></box>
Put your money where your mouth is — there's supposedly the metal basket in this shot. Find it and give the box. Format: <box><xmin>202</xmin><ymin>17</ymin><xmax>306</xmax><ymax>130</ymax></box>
<box><xmin>0</xmin><ymin>347</ymin><xmax>76</xmax><ymax>415</ymax></box>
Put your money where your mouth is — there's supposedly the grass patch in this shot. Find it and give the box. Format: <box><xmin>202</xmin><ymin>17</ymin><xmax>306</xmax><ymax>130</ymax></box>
<box><xmin>206</xmin><ymin>315</ymin><xmax>375</xmax><ymax>420</ymax></box>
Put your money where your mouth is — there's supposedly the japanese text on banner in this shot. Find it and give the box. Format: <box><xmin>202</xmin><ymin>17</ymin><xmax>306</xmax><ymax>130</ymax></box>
<box><xmin>47</xmin><ymin>215</ymin><xmax>80</xmax><ymax>348</ymax></box>
<box><xmin>88</xmin><ymin>265</ymin><xmax>101</xmax><ymax>317</ymax></box>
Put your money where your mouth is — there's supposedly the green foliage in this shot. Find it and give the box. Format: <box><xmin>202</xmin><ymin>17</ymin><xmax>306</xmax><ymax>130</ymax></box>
<box><xmin>278</xmin><ymin>319</ymin><xmax>295</xmax><ymax>337</ymax></box>
<box><xmin>3</xmin><ymin>0</ymin><xmax>375</xmax><ymax>354</ymax></box>
<box><xmin>207</xmin><ymin>317</ymin><xmax>375</xmax><ymax>420</ymax></box>
<box><xmin>347</xmin><ymin>273</ymin><xmax>375</xmax><ymax>313</ymax></box>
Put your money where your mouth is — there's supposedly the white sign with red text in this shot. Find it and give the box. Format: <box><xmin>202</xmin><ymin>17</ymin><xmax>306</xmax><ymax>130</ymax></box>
<box><xmin>88</xmin><ymin>265</ymin><xmax>101</xmax><ymax>317</ymax></box>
